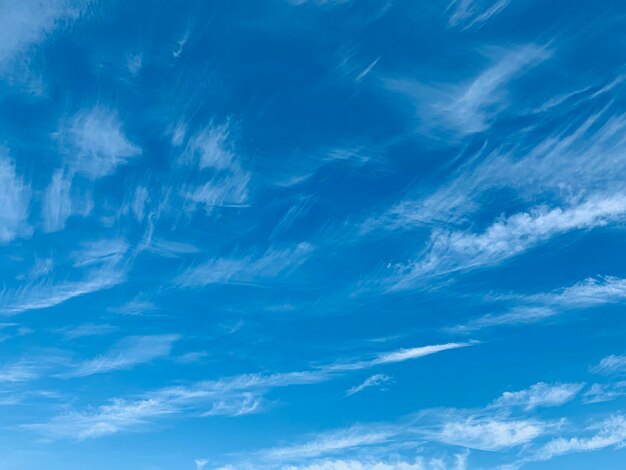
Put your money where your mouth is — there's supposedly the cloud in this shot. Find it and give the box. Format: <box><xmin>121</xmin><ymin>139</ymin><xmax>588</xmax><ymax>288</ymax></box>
<box><xmin>0</xmin><ymin>264</ymin><xmax>125</xmax><ymax>315</ymax></box>
<box><xmin>0</xmin><ymin>156</ymin><xmax>31</xmax><ymax>243</ymax></box>
<box><xmin>346</xmin><ymin>374</ymin><xmax>392</xmax><ymax>396</ymax></box>
<box><xmin>263</xmin><ymin>425</ymin><xmax>396</xmax><ymax>460</ymax></box>
<box><xmin>63</xmin><ymin>107</ymin><xmax>141</xmax><ymax>178</ymax></box>
<box><xmin>0</xmin><ymin>361</ymin><xmax>41</xmax><ymax>383</ymax></box>
<box><xmin>492</xmin><ymin>383</ymin><xmax>584</xmax><ymax>411</ymax></box>
<box><xmin>522</xmin><ymin>276</ymin><xmax>626</xmax><ymax>308</ymax></box>
<box><xmin>24</xmin><ymin>397</ymin><xmax>175</xmax><ymax>440</ymax></box>
<box><xmin>447</xmin><ymin>0</ymin><xmax>510</xmax><ymax>29</ymax></box>
<box><xmin>201</xmin><ymin>392</ymin><xmax>262</xmax><ymax>417</ymax></box>
<box><xmin>428</xmin><ymin>417</ymin><xmax>546</xmax><ymax>451</ymax></box>
<box><xmin>1</xmin><ymin>237</ymin><xmax>129</xmax><ymax>316</ymax></box>
<box><xmin>531</xmin><ymin>415</ymin><xmax>626</xmax><ymax>462</ymax></box>
<box><xmin>176</xmin><ymin>242</ymin><xmax>314</xmax><ymax>287</ymax></box>
<box><xmin>0</xmin><ymin>0</ymin><xmax>83</xmax><ymax>68</ymax></box>
<box><xmin>64</xmin><ymin>335</ymin><xmax>180</xmax><ymax>377</ymax></box>
<box><xmin>41</xmin><ymin>169</ymin><xmax>73</xmax><ymax>232</ymax></box>
<box><xmin>60</xmin><ymin>323</ymin><xmax>119</xmax><ymax>340</ymax></box>
<box><xmin>179</xmin><ymin>123</ymin><xmax>252</xmax><ymax>212</ymax></box>
<box><xmin>334</xmin><ymin>342</ymin><xmax>474</xmax><ymax>372</ymax></box>
<box><xmin>592</xmin><ymin>354</ymin><xmax>626</xmax><ymax>375</ymax></box>
<box><xmin>195</xmin><ymin>459</ymin><xmax>209</xmax><ymax>470</ymax></box>
<box><xmin>390</xmin><ymin>194</ymin><xmax>626</xmax><ymax>287</ymax></box>
<box><xmin>364</xmin><ymin>96</ymin><xmax>626</xmax><ymax>236</ymax></box>
<box><xmin>282</xmin><ymin>455</ymin><xmax>467</xmax><ymax>470</ymax></box>
<box><xmin>385</xmin><ymin>44</ymin><xmax>548</xmax><ymax>137</ymax></box>
<box><xmin>26</xmin><ymin>341</ymin><xmax>472</xmax><ymax>439</ymax></box>
<box><xmin>583</xmin><ymin>382</ymin><xmax>626</xmax><ymax>404</ymax></box>
<box><xmin>450</xmin><ymin>276</ymin><xmax>626</xmax><ymax>332</ymax></box>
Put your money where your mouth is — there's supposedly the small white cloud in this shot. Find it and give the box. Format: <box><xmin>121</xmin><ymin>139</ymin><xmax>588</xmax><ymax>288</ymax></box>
<box><xmin>263</xmin><ymin>425</ymin><xmax>395</xmax><ymax>460</ymax></box>
<box><xmin>0</xmin><ymin>156</ymin><xmax>31</xmax><ymax>243</ymax></box>
<box><xmin>391</xmin><ymin>194</ymin><xmax>626</xmax><ymax>287</ymax></box>
<box><xmin>41</xmin><ymin>169</ymin><xmax>72</xmax><ymax>232</ymax></box>
<box><xmin>65</xmin><ymin>334</ymin><xmax>180</xmax><ymax>377</ymax></box>
<box><xmin>432</xmin><ymin>417</ymin><xmax>546</xmax><ymax>451</ymax></box>
<box><xmin>195</xmin><ymin>459</ymin><xmax>209</xmax><ymax>470</ymax></box>
<box><xmin>448</xmin><ymin>0</ymin><xmax>510</xmax><ymax>29</ymax></box>
<box><xmin>385</xmin><ymin>44</ymin><xmax>548</xmax><ymax>137</ymax></box>
<box><xmin>63</xmin><ymin>107</ymin><xmax>141</xmax><ymax>178</ymax></box>
<box><xmin>592</xmin><ymin>354</ymin><xmax>626</xmax><ymax>375</ymax></box>
<box><xmin>179</xmin><ymin>122</ymin><xmax>252</xmax><ymax>212</ymax></box>
<box><xmin>532</xmin><ymin>415</ymin><xmax>626</xmax><ymax>462</ymax></box>
<box><xmin>176</xmin><ymin>243</ymin><xmax>314</xmax><ymax>287</ymax></box>
<box><xmin>346</xmin><ymin>374</ymin><xmax>392</xmax><ymax>396</ymax></box>
<box><xmin>493</xmin><ymin>382</ymin><xmax>584</xmax><ymax>410</ymax></box>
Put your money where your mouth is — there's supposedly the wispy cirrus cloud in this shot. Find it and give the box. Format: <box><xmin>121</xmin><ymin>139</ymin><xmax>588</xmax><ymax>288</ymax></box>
<box><xmin>1</xmin><ymin>239</ymin><xmax>128</xmax><ymax>315</ymax></box>
<box><xmin>583</xmin><ymin>382</ymin><xmax>626</xmax><ymax>404</ymax></box>
<box><xmin>0</xmin><ymin>264</ymin><xmax>125</xmax><ymax>315</ymax></box>
<box><xmin>346</xmin><ymin>374</ymin><xmax>392</xmax><ymax>397</ymax></box>
<box><xmin>178</xmin><ymin>122</ymin><xmax>252</xmax><ymax>212</ymax></box>
<box><xmin>0</xmin><ymin>156</ymin><xmax>31</xmax><ymax>243</ymax></box>
<box><xmin>390</xmin><ymin>194</ymin><xmax>626</xmax><ymax>288</ymax></box>
<box><xmin>41</xmin><ymin>169</ymin><xmax>73</xmax><ymax>232</ymax></box>
<box><xmin>425</xmin><ymin>416</ymin><xmax>547</xmax><ymax>451</ymax></box>
<box><xmin>447</xmin><ymin>0</ymin><xmax>511</xmax><ymax>29</ymax></box>
<box><xmin>530</xmin><ymin>415</ymin><xmax>626</xmax><ymax>463</ymax></box>
<box><xmin>384</xmin><ymin>44</ymin><xmax>549</xmax><ymax>138</ymax></box>
<box><xmin>263</xmin><ymin>425</ymin><xmax>397</xmax><ymax>461</ymax></box>
<box><xmin>26</xmin><ymin>341</ymin><xmax>472</xmax><ymax>440</ymax></box>
<box><xmin>24</xmin><ymin>397</ymin><xmax>175</xmax><ymax>440</ymax></box>
<box><xmin>63</xmin><ymin>334</ymin><xmax>180</xmax><ymax>377</ymax></box>
<box><xmin>63</xmin><ymin>107</ymin><xmax>142</xmax><ymax>179</ymax></box>
<box><xmin>492</xmin><ymin>382</ymin><xmax>584</xmax><ymax>411</ymax></box>
<box><xmin>176</xmin><ymin>242</ymin><xmax>314</xmax><ymax>287</ymax></box>
<box><xmin>592</xmin><ymin>354</ymin><xmax>626</xmax><ymax>376</ymax></box>
<box><xmin>451</xmin><ymin>276</ymin><xmax>626</xmax><ymax>333</ymax></box>
<box><xmin>363</xmin><ymin>94</ymin><xmax>626</xmax><ymax>238</ymax></box>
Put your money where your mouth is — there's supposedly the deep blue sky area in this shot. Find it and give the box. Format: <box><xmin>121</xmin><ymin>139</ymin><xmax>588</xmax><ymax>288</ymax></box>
<box><xmin>1</xmin><ymin>1</ymin><xmax>626</xmax><ymax>469</ymax></box>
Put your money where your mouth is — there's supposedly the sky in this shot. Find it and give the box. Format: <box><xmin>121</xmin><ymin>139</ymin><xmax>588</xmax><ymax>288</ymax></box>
<box><xmin>1</xmin><ymin>0</ymin><xmax>626</xmax><ymax>469</ymax></box>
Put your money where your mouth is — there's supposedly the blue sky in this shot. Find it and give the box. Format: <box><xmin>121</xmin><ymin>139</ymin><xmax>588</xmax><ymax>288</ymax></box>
<box><xmin>1</xmin><ymin>0</ymin><xmax>626</xmax><ymax>468</ymax></box>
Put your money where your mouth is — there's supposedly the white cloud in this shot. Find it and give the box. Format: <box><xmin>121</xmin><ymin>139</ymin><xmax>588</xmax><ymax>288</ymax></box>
<box><xmin>201</xmin><ymin>392</ymin><xmax>262</xmax><ymax>417</ymax></box>
<box><xmin>0</xmin><ymin>362</ymin><xmax>40</xmax><ymax>383</ymax></box>
<box><xmin>0</xmin><ymin>156</ymin><xmax>31</xmax><ymax>243</ymax></box>
<box><xmin>346</xmin><ymin>374</ymin><xmax>392</xmax><ymax>396</ymax></box>
<box><xmin>524</xmin><ymin>276</ymin><xmax>626</xmax><ymax>308</ymax></box>
<box><xmin>60</xmin><ymin>323</ymin><xmax>118</xmax><ymax>340</ymax></box>
<box><xmin>447</xmin><ymin>0</ymin><xmax>510</xmax><ymax>29</ymax></box>
<box><xmin>24</xmin><ymin>397</ymin><xmax>175</xmax><ymax>440</ymax></box>
<box><xmin>391</xmin><ymin>194</ymin><xmax>626</xmax><ymax>287</ymax></box>
<box><xmin>583</xmin><ymin>382</ymin><xmax>626</xmax><ymax>404</ymax></box>
<box><xmin>0</xmin><ymin>264</ymin><xmax>125</xmax><ymax>315</ymax></box>
<box><xmin>450</xmin><ymin>276</ymin><xmax>626</xmax><ymax>332</ymax></box>
<box><xmin>592</xmin><ymin>354</ymin><xmax>626</xmax><ymax>375</ymax></box>
<box><xmin>195</xmin><ymin>459</ymin><xmax>209</xmax><ymax>470</ymax></box>
<box><xmin>26</xmin><ymin>341</ymin><xmax>471</xmax><ymax>439</ymax></box>
<box><xmin>364</xmin><ymin>99</ymin><xmax>626</xmax><ymax>237</ymax></box>
<box><xmin>532</xmin><ymin>415</ymin><xmax>626</xmax><ymax>462</ymax></box>
<box><xmin>64</xmin><ymin>334</ymin><xmax>180</xmax><ymax>377</ymax></box>
<box><xmin>492</xmin><ymin>382</ymin><xmax>584</xmax><ymax>410</ymax></box>
<box><xmin>431</xmin><ymin>417</ymin><xmax>546</xmax><ymax>451</ymax></box>
<box><xmin>385</xmin><ymin>44</ymin><xmax>548</xmax><ymax>138</ymax></box>
<box><xmin>324</xmin><ymin>342</ymin><xmax>475</xmax><ymax>374</ymax></box>
<box><xmin>41</xmin><ymin>169</ymin><xmax>72</xmax><ymax>232</ymax></box>
<box><xmin>282</xmin><ymin>455</ymin><xmax>467</xmax><ymax>470</ymax></box>
<box><xmin>0</xmin><ymin>0</ymin><xmax>83</xmax><ymax>69</ymax></box>
<box><xmin>64</xmin><ymin>107</ymin><xmax>141</xmax><ymax>178</ymax></box>
<box><xmin>176</xmin><ymin>242</ymin><xmax>314</xmax><ymax>287</ymax></box>
<box><xmin>263</xmin><ymin>426</ymin><xmax>396</xmax><ymax>460</ymax></box>
<box><xmin>179</xmin><ymin>123</ymin><xmax>252</xmax><ymax>211</ymax></box>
